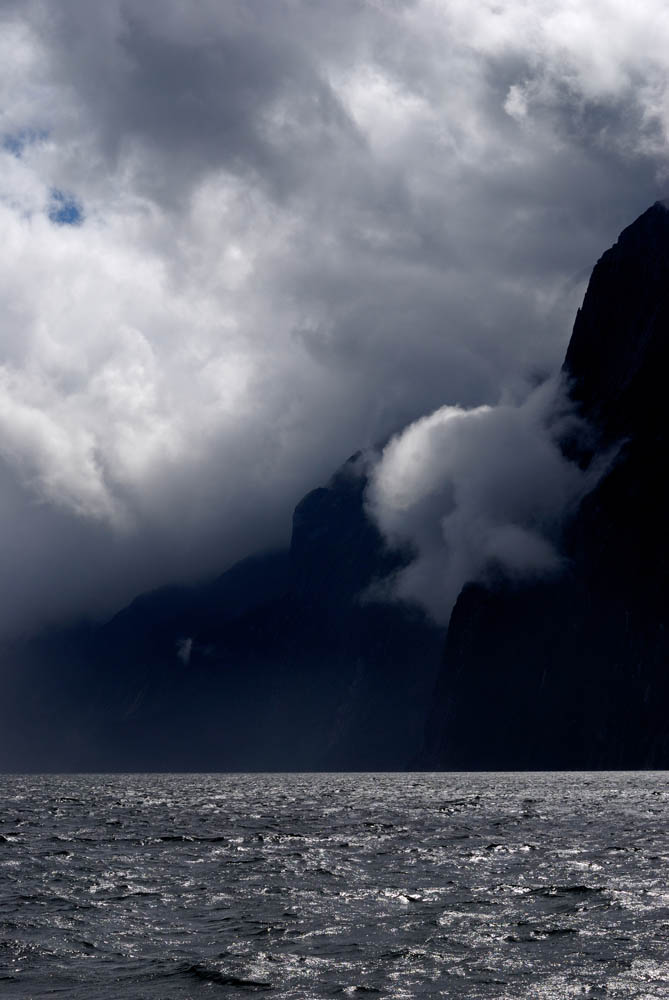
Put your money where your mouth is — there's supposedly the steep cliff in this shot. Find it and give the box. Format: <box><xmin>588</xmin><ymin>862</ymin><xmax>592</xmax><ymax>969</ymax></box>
<box><xmin>423</xmin><ymin>202</ymin><xmax>669</xmax><ymax>768</ymax></box>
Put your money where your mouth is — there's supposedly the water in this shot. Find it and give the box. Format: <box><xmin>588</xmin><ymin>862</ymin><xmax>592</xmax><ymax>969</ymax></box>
<box><xmin>0</xmin><ymin>772</ymin><xmax>667</xmax><ymax>998</ymax></box>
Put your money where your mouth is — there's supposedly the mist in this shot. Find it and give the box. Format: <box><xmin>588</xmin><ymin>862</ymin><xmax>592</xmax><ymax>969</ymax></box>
<box><xmin>365</xmin><ymin>378</ymin><xmax>607</xmax><ymax>623</ymax></box>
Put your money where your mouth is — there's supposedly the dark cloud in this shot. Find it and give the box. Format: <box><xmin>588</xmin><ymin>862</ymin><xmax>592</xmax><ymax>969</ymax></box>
<box><xmin>0</xmin><ymin>0</ymin><xmax>667</xmax><ymax>636</ymax></box>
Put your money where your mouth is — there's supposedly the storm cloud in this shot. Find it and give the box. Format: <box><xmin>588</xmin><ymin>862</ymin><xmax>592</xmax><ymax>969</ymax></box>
<box><xmin>0</xmin><ymin>0</ymin><xmax>667</xmax><ymax>635</ymax></box>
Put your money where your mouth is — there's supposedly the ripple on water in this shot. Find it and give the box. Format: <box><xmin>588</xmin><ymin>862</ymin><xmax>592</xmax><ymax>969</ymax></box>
<box><xmin>0</xmin><ymin>771</ymin><xmax>667</xmax><ymax>998</ymax></box>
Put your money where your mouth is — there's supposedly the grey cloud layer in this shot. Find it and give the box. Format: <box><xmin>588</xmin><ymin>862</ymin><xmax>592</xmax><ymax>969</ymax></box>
<box><xmin>0</xmin><ymin>0</ymin><xmax>666</xmax><ymax>634</ymax></box>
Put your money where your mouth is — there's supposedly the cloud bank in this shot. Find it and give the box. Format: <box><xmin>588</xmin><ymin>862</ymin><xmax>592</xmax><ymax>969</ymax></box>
<box><xmin>0</xmin><ymin>0</ymin><xmax>667</xmax><ymax>634</ymax></box>
<box><xmin>366</xmin><ymin>379</ymin><xmax>603</xmax><ymax>623</ymax></box>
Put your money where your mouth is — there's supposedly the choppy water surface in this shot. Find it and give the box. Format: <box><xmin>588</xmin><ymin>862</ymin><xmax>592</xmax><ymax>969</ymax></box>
<box><xmin>0</xmin><ymin>772</ymin><xmax>668</xmax><ymax>998</ymax></box>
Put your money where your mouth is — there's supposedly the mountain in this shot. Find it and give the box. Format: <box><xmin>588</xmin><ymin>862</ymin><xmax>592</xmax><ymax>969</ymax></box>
<box><xmin>0</xmin><ymin>456</ymin><xmax>443</xmax><ymax>771</ymax></box>
<box><xmin>2</xmin><ymin>202</ymin><xmax>668</xmax><ymax>772</ymax></box>
<box><xmin>421</xmin><ymin>202</ymin><xmax>669</xmax><ymax>769</ymax></box>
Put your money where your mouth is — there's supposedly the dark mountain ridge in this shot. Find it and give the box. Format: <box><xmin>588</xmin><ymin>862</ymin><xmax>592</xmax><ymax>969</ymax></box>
<box><xmin>0</xmin><ymin>457</ymin><xmax>443</xmax><ymax>771</ymax></box>
<box><xmin>422</xmin><ymin>201</ymin><xmax>669</xmax><ymax>768</ymax></box>
<box><xmin>1</xmin><ymin>202</ymin><xmax>668</xmax><ymax>771</ymax></box>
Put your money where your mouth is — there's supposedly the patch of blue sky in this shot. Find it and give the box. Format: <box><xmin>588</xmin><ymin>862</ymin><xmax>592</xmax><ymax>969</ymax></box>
<box><xmin>48</xmin><ymin>189</ymin><xmax>84</xmax><ymax>226</ymax></box>
<box><xmin>2</xmin><ymin>128</ymin><xmax>48</xmax><ymax>157</ymax></box>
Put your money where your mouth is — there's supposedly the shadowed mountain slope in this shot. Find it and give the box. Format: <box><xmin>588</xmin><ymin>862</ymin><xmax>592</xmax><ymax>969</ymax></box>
<box><xmin>0</xmin><ymin>458</ymin><xmax>443</xmax><ymax>771</ymax></box>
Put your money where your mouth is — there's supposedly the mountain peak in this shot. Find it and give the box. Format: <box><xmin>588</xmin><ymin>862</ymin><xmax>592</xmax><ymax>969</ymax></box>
<box><xmin>563</xmin><ymin>201</ymin><xmax>669</xmax><ymax>439</ymax></box>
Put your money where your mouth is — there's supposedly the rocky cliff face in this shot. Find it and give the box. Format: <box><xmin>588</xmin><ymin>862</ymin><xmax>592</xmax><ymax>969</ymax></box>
<box><xmin>422</xmin><ymin>202</ymin><xmax>669</xmax><ymax>769</ymax></box>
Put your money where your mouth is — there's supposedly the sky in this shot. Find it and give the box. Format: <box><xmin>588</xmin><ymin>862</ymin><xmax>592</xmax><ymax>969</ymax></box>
<box><xmin>0</xmin><ymin>0</ymin><xmax>668</xmax><ymax>636</ymax></box>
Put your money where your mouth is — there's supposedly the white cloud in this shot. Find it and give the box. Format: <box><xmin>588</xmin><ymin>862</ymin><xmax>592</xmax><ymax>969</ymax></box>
<box><xmin>366</xmin><ymin>380</ymin><xmax>602</xmax><ymax>623</ymax></box>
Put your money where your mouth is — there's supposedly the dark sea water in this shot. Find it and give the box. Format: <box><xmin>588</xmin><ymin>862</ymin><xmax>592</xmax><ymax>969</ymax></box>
<box><xmin>0</xmin><ymin>772</ymin><xmax>668</xmax><ymax>999</ymax></box>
